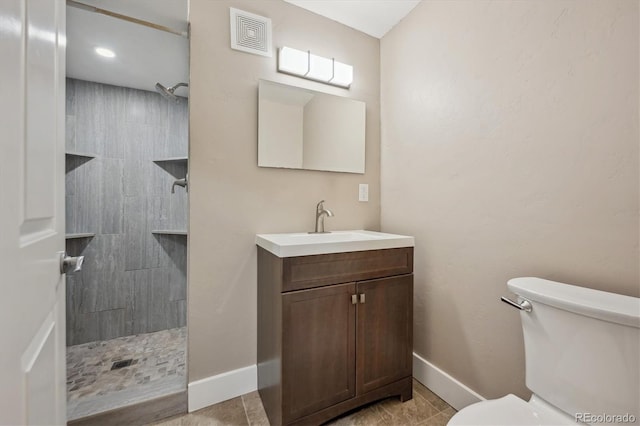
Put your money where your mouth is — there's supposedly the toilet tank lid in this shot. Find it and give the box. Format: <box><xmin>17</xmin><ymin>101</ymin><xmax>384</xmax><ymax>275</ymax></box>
<box><xmin>508</xmin><ymin>277</ymin><xmax>640</xmax><ymax>328</ymax></box>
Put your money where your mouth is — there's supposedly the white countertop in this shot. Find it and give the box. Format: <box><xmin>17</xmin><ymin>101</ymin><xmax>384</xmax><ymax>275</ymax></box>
<box><xmin>256</xmin><ymin>230</ymin><xmax>414</xmax><ymax>258</ymax></box>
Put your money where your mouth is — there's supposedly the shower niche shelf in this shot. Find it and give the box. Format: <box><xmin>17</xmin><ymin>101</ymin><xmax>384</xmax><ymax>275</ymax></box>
<box><xmin>66</xmin><ymin>151</ymin><xmax>97</xmax><ymax>159</ymax></box>
<box><xmin>153</xmin><ymin>156</ymin><xmax>188</xmax><ymax>164</ymax></box>
<box><xmin>152</xmin><ymin>230</ymin><xmax>188</xmax><ymax>236</ymax></box>
<box><xmin>65</xmin><ymin>232</ymin><xmax>96</xmax><ymax>240</ymax></box>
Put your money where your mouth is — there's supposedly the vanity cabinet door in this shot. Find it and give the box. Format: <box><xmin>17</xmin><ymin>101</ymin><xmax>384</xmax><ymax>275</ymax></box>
<box><xmin>282</xmin><ymin>283</ymin><xmax>357</xmax><ymax>423</ymax></box>
<box><xmin>356</xmin><ymin>274</ymin><xmax>413</xmax><ymax>395</ymax></box>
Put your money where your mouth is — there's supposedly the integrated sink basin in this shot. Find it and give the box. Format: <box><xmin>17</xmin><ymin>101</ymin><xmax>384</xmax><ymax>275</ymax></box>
<box><xmin>255</xmin><ymin>230</ymin><xmax>414</xmax><ymax>257</ymax></box>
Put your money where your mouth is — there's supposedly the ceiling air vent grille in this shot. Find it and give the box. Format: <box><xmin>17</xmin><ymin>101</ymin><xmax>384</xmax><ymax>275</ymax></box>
<box><xmin>230</xmin><ymin>8</ymin><xmax>272</xmax><ymax>57</ymax></box>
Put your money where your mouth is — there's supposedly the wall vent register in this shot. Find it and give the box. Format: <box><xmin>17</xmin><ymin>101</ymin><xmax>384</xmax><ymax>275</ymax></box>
<box><xmin>230</xmin><ymin>7</ymin><xmax>272</xmax><ymax>57</ymax></box>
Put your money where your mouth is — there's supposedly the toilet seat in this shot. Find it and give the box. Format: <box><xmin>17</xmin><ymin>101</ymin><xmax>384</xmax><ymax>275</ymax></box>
<box><xmin>448</xmin><ymin>394</ymin><xmax>577</xmax><ymax>425</ymax></box>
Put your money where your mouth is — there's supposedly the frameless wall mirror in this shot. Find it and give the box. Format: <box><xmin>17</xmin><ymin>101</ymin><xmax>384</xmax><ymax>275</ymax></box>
<box><xmin>258</xmin><ymin>80</ymin><xmax>366</xmax><ymax>174</ymax></box>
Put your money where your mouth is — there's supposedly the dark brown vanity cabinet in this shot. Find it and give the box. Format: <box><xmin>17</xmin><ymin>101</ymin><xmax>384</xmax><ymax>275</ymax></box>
<box><xmin>257</xmin><ymin>247</ymin><xmax>414</xmax><ymax>426</ymax></box>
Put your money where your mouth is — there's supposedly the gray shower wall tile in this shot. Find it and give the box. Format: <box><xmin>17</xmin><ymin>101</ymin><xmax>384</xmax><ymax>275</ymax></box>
<box><xmin>74</xmin><ymin>270</ymin><xmax>125</xmax><ymax>314</ymax></box>
<box><xmin>95</xmin><ymin>271</ymin><xmax>128</xmax><ymax>312</ymax></box>
<box><xmin>123</xmin><ymin>123</ymin><xmax>167</xmax><ymax>197</ymax></box>
<box><xmin>68</xmin><ymin>158</ymin><xmax>100</xmax><ymax>234</ymax></box>
<box><xmin>169</xmin><ymin>299</ymin><xmax>187</xmax><ymax>330</ymax></box>
<box><xmin>154</xmin><ymin>236</ymin><xmax>187</xmax><ymax>302</ymax></box>
<box><xmin>124</xmin><ymin>196</ymin><xmax>164</xmax><ymax>271</ymax></box>
<box><xmin>65</xmin><ymin>159</ymin><xmax>77</xmax><ymax>196</ymax></box>
<box><xmin>101</xmin><ymin>85</ymin><xmax>127</xmax><ymax>159</ymax></box>
<box><xmin>71</xmin><ymin>312</ymin><xmax>100</xmax><ymax>346</ymax></box>
<box><xmin>158</xmin><ymin>167</ymin><xmax>175</xmax><ymax>197</ymax></box>
<box><xmin>169</xmin><ymin>266</ymin><xmax>187</xmax><ymax>302</ymax></box>
<box><xmin>66</xmin><ymin>78</ymin><xmax>76</xmax><ymax>114</ymax></box>
<box><xmin>125</xmin><ymin>89</ymin><xmax>168</xmax><ymax>127</ymax></box>
<box><xmin>68</xmin><ymin>235</ymin><xmax>125</xmax><ymax>315</ymax></box>
<box><xmin>125</xmin><ymin>269</ymin><xmax>151</xmax><ymax>336</ymax></box>
<box><xmin>176</xmin><ymin>300</ymin><xmax>187</xmax><ymax>328</ymax></box>
<box><xmin>66</xmin><ymin>115</ymin><xmax>77</xmax><ymax>152</ymax></box>
<box><xmin>149</xmin><ymin>161</ymin><xmax>171</xmax><ymax>198</ymax></box>
<box><xmin>76</xmin><ymin>271</ymin><xmax>98</xmax><ymax>314</ymax></box>
<box><xmin>156</xmin><ymin>163</ymin><xmax>181</xmax><ymax>197</ymax></box>
<box><xmin>100</xmin><ymin>158</ymin><xmax>124</xmax><ymax>234</ymax></box>
<box><xmin>125</xmin><ymin>267</ymin><xmax>181</xmax><ymax>335</ymax></box>
<box><xmin>151</xmin><ymin>162</ymin><xmax>188</xmax><ymax>231</ymax></box>
<box><xmin>74</xmin><ymin>80</ymin><xmax>106</xmax><ymax>155</ymax></box>
<box><xmin>155</xmin><ymin>235</ymin><xmax>171</xmax><ymax>269</ymax></box>
<box><xmin>65</xmin><ymin>274</ymin><xmax>81</xmax><ymax>326</ymax></box>
<box><xmin>122</xmin><ymin>125</ymin><xmax>148</xmax><ymax>198</ymax></box>
<box><xmin>166</xmin><ymin>97</ymin><xmax>189</xmax><ymax>158</ymax></box>
<box><xmin>74</xmin><ymin>80</ymin><xmax>127</xmax><ymax>159</ymax></box>
<box><xmin>150</xmin><ymin>196</ymin><xmax>170</xmax><ymax>232</ymax></box>
<box><xmin>169</xmin><ymin>190</ymin><xmax>188</xmax><ymax>231</ymax></box>
<box><xmin>81</xmin><ymin>234</ymin><xmax>125</xmax><ymax>276</ymax></box>
<box><xmin>155</xmin><ymin>235</ymin><xmax>187</xmax><ymax>277</ymax></box>
<box><xmin>149</xmin><ymin>268</ymin><xmax>171</xmax><ymax>332</ymax></box>
<box><xmin>66</xmin><ymin>79</ymin><xmax>187</xmax><ymax>346</ymax></box>
<box><xmin>65</xmin><ymin>275</ymin><xmax>87</xmax><ymax>348</ymax></box>
<box><xmin>99</xmin><ymin>309</ymin><xmax>126</xmax><ymax>341</ymax></box>
<box><xmin>147</xmin><ymin>197</ymin><xmax>168</xmax><ymax>267</ymax></box>
<box><xmin>65</xmin><ymin>195</ymin><xmax>76</xmax><ymax>233</ymax></box>
<box><xmin>124</xmin><ymin>196</ymin><xmax>147</xmax><ymax>271</ymax></box>
<box><xmin>66</xmin><ymin>156</ymin><xmax>95</xmax><ymax>197</ymax></box>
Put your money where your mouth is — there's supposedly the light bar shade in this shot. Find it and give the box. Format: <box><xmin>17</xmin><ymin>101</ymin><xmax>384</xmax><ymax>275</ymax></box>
<box><xmin>332</xmin><ymin>61</ymin><xmax>353</xmax><ymax>87</ymax></box>
<box><xmin>278</xmin><ymin>47</ymin><xmax>308</xmax><ymax>75</ymax></box>
<box><xmin>277</xmin><ymin>46</ymin><xmax>353</xmax><ymax>89</ymax></box>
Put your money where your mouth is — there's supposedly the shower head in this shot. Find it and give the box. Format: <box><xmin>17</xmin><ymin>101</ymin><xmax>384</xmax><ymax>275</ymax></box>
<box><xmin>155</xmin><ymin>82</ymin><xmax>188</xmax><ymax>101</ymax></box>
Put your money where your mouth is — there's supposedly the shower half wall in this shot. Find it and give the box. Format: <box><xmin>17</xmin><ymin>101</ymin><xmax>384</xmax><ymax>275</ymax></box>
<box><xmin>65</xmin><ymin>78</ymin><xmax>188</xmax><ymax>345</ymax></box>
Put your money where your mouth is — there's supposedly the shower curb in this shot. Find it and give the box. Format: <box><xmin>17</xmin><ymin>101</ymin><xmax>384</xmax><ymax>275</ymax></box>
<box><xmin>67</xmin><ymin>390</ymin><xmax>187</xmax><ymax>426</ymax></box>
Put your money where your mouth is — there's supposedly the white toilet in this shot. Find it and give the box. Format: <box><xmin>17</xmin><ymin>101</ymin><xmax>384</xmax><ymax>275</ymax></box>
<box><xmin>448</xmin><ymin>277</ymin><xmax>640</xmax><ymax>426</ymax></box>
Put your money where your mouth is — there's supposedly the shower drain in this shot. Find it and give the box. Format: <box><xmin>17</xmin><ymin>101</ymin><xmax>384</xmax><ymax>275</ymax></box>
<box><xmin>111</xmin><ymin>359</ymin><xmax>134</xmax><ymax>370</ymax></box>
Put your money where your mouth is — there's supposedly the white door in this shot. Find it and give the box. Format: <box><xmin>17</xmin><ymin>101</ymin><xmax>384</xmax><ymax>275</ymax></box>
<box><xmin>0</xmin><ymin>0</ymin><xmax>67</xmax><ymax>424</ymax></box>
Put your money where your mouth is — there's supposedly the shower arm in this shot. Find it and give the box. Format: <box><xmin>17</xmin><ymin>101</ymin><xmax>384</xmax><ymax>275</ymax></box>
<box><xmin>170</xmin><ymin>83</ymin><xmax>189</xmax><ymax>90</ymax></box>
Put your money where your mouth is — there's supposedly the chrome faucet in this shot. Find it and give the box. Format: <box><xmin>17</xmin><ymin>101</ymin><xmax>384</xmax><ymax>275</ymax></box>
<box><xmin>311</xmin><ymin>200</ymin><xmax>334</xmax><ymax>233</ymax></box>
<box><xmin>171</xmin><ymin>173</ymin><xmax>188</xmax><ymax>194</ymax></box>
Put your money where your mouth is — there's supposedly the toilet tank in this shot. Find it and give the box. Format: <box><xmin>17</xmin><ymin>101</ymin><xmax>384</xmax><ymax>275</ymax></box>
<box><xmin>508</xmin><ymin>277</ymin><xmax>640</xmax><ymax>423</ymax></box>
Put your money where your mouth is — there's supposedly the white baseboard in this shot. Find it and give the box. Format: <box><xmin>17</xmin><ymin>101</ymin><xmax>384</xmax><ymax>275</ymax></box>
<box><xmin>187</xmin><ymin>365</ymin><xmax>257</xmax><ymax>412</ymax></box>
<box><xmin>187</xmin><ymin>356</ymin><xmax>482</xmax><ymax>413</ymax></box>
<box><xmin>413</xmin><ymin>352</ymin><xmax>485</xmax><ymax>411</ymax></box>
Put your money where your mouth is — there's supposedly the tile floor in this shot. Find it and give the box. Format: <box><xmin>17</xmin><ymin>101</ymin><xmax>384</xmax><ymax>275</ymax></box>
<box><xmin>67</xmin><ymin>327</ymin><xmax>187</xmax><ymax>421</ymax></box>
<box><xmin>148</xmin><ymin>379</ymin><xmax>456</xmax><ymax>426</ymax></box>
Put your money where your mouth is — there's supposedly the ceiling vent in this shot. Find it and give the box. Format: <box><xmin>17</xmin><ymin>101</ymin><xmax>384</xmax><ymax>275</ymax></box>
<box><xmin>230</xmin><ymin>8</ymin><xmax>272</xmax><ymax>57</ymax></box>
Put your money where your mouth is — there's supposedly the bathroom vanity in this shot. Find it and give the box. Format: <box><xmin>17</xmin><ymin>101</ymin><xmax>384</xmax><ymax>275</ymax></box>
<box><xmin>256</xmin><ymin>231</ymin><xmax>415</xmax><ymax>426</ymax></box>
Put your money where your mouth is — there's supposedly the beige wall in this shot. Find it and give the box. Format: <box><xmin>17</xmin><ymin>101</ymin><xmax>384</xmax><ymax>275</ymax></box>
<box><xmin>189</xmin><ymin>0</ymin><xmax>380</xmax><ymax>381</ymax></box>
<box><xmin>380</xmin><ymin>0</ymin><xmax>639</xmax><ymax>400</ymax></box>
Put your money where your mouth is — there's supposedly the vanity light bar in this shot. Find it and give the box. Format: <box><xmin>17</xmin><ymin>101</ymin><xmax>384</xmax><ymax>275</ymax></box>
<box><xmin>277</xmin><ymin>46</ymin><xmax>353</xmax><ymax>89</ymax></box>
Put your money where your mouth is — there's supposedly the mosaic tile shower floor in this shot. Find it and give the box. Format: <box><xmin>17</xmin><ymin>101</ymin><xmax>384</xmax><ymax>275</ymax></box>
<box><xmin>67</xmin><ymin>327</ymin><xmax>186</xmax><ymax>421</ymax></box>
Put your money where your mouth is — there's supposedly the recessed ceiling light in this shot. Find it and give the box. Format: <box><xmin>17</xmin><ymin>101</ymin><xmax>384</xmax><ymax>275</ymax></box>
<box><xmin>95</xmin><ymin>47</ymin><xmax>115</xmax><ymax>58</ymax></box>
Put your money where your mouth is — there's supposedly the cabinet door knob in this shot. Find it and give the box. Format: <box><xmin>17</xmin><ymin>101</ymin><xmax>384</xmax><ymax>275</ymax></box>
<box><xmin>351</xmin><ymin>294</ymin><xmax>358</xmax><ymax>305</ymax></box>
<box><xmin>359</xmin><ymin>293</ymin><xmax>365</xmax><ymax>304</ymax></box>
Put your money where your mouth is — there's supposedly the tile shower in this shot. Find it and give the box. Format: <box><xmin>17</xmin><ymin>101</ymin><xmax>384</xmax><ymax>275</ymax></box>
<box><xmin>65</xmin><ymin>78</ymin><xmax>188</xmax><ymax>420</ymax></box>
